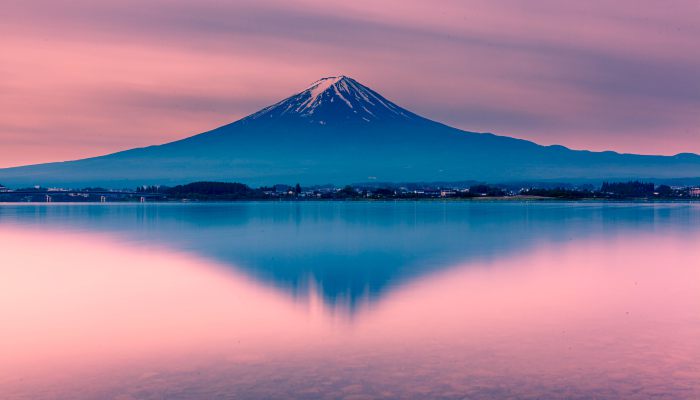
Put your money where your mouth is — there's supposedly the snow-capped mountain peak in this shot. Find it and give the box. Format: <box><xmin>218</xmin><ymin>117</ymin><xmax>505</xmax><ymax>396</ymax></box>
<box><xmin>247</xmin><ymin>76</ymin><xmax>418</xmax><ymax>124</ymax></box>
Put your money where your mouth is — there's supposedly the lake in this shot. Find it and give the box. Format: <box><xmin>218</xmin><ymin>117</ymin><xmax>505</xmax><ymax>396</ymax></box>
<box><xmin>1</xmin><ymin>202</ymin><xmax>699</xmax><ymax>399</ymax></box>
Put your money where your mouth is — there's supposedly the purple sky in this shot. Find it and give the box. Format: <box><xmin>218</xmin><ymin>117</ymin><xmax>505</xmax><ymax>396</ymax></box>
<box><xmin>2</xmin><ymin>0</ymin><xmax>699</xmax><ymax>167</ymax></box>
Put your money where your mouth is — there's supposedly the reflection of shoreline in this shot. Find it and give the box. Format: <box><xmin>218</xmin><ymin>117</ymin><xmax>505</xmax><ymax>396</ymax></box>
<box><xmin>3</xmin><ymin>197</ymin><xmax>700</xmax><ymax>204</ymax></box>
<box><xmin>1</xmin><ymin>202</ymin><xmax>699</xmax><ymax>315</ymax></box>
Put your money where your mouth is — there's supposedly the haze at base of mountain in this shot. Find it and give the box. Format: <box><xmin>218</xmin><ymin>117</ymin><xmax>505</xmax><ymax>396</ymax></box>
<box><xmin>1</xmin><ymin>76</ymin><xmax>699</xmax><ymax>188</ymax></box>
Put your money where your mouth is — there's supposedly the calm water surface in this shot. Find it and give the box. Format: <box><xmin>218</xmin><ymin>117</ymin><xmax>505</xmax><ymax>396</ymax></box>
<box><xmin>1</xmin><ymin>202</ymin><xmax>699</xmax><ymax>399</ymax></box>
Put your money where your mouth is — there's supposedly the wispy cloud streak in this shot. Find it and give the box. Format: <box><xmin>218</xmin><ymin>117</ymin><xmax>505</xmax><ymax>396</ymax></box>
<box><xmin>2</xmin><ymin>0</ymin><xmax>699</xmax><ymax>166</ymax></box>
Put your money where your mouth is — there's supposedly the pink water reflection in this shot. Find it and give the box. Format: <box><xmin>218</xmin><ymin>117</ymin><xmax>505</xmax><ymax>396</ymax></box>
<box><xmin>0</xmin><ymin>227</ymin><xmax>332</xmax><ymax>378</ymax></box>
<box><xmin>1</xmin><ymin>225</ymin><xmax>698</xmax><ymax>399</ymax></box>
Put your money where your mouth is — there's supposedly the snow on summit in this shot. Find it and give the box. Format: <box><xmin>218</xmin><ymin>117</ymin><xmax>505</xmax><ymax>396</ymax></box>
<box><xmin>248</xmin><ymin>76</ymin><xmax>418</xmax><ymax>124</ymax></box>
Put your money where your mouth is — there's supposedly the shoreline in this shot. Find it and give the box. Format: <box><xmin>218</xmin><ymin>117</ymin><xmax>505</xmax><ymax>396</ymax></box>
<box><xmin>2</xmin><ymin>196</ymin><xmax>699</xmax><ymax>204</ymax></box>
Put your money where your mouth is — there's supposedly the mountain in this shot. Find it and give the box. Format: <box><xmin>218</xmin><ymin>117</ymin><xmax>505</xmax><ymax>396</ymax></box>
<box><xmin>1</xmin><ymin>76</ymin><xmax>699</xmax><ymax>188</ymax></box>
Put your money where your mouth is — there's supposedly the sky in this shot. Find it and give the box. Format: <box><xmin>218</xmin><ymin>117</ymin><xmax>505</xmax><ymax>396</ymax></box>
<box><xmin>2</xmin><ymin>0</ymin><xmax>699</xmax><ymax>167</ymax></box>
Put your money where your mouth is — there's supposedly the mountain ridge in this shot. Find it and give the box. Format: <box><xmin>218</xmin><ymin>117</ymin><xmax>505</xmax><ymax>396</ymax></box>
<box><xmin>1</xmin><ymin>75</ymin><xmax>699</xmax><ymax>188</ymax></box>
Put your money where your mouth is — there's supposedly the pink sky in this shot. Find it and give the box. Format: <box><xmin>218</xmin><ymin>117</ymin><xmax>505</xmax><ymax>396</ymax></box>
<box><xmin>2</xmin><ymin>0</ymin><xmax>699</xmax><ymax>167</ymax></box>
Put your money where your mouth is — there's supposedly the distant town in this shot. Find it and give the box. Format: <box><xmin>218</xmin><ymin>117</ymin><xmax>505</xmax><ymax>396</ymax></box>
<box><xmin>1</xmin><ymin>180</ymin><xmax>700</xmax><ymax>202</ymax></box>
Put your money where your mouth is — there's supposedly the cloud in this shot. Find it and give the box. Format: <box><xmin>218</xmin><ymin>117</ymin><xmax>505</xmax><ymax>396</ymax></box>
<box><xmin>1</xmin><ymin>0</ymin><xmax>699</xmax><ymax>167</ymax></box>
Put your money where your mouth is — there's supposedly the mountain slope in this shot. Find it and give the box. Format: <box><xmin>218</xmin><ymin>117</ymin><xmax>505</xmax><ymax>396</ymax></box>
<box><xmin>1</xmin><ymin>76</ymin><xmax>699</xmax><ymax>187</ymax></box>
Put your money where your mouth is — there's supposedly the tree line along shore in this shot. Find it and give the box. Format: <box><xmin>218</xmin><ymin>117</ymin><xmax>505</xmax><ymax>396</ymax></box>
<box><xmin>1</xmin><ymin>180</ymin><xmax>700</xmax><ymax>202</ymax></box>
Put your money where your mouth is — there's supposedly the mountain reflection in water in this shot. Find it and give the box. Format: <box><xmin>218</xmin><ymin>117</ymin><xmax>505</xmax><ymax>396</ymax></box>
<box><xmin>1</xmin><ymin>202</ymin><xmax>696</xmax><ymax>313</ymax></box>
<box><xmin>1</xmin><ymin>202</ymin><xmax>699</xmax><ymax>399</ymax></box>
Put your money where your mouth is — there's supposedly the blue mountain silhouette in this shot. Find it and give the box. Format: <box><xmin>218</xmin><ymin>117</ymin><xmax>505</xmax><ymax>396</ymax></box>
<box><xmin>1</xmin><ymin>76</ymin><xmax>699</xmax><ymax>187</ymax></box>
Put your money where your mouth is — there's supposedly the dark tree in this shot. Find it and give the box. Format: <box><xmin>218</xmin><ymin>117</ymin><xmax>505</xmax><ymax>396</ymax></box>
<box><xmin>469</xmin><ymin>184</ymin><xmax>505</xmax><ymax>196</ymax></box>
<box><xmin>656</xmin><ymin>185</ymin><xmax>673</xmax><ymax>197</ymax></box>
<box><xmin>601</xmin><ymin>181</ymin><xmax>655</xmax><ymax>197</ymax></box>
<box><xmin>373</xmin><ymin>188</ymin><xmax>395</xmax><ymax>197</ymax></box>
<box><xmin>338</xmin><ymin>185</ymin><xmax>358</xmax><ymax>198</ymax></box>
<box><xmin>166</xmin><ymin>181</ymin><xmax>261</xmax><ymax>199</ymax></box>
